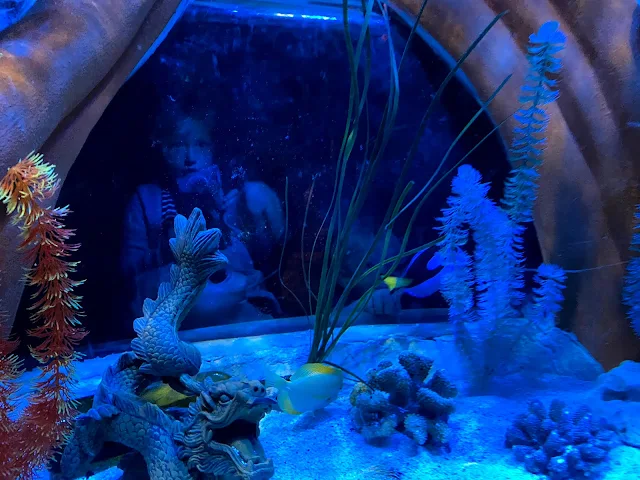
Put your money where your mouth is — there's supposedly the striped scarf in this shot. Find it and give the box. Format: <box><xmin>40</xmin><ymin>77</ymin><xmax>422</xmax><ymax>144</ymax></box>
<box><xmin>161</xmin><ymin>188</ymin><xmax>178</xmax><ymax>230</ymax></box>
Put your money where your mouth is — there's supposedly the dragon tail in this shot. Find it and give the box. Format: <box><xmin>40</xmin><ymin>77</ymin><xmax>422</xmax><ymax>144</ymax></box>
<box><xmin>131</xmin><ymin>208</ymin><xmax>227</xmax><ymax>377</ymax></box>
<box><xmin>169</xmin><ymin>207</ymin><xmax>228</xmax><ymax>281</ymax></box>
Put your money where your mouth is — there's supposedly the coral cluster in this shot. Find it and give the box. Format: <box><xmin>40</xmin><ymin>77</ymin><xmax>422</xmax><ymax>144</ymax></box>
<box><xmin>505</xmin><ymin>399</ymin><xmax>617</xmax><ymax>479</ymax></box>
<box><xmin>350</xmin><ymin>352</ymin><xmax>457</xmax><ymax>447</ymax></box>
<box><xmin>0</xmin><ymin>152</ymin><xmax>87</xmax><ymax>478</ymax></box>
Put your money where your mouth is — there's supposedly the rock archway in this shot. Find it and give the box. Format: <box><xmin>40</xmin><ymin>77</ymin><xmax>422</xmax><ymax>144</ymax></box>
<box><xmin>1</xmin><ymin>0</ymin><xmax>639</xmax><ymax>369</ymax></box>
<box><xmin>0</xmin><ymin>0</ymin><xmax>185</xmax><ymax>333</ymax></box>
<box><xmin>390</xmin><ymin>0</ymin><xmax>640</xmax><ymax>369</ymax></box>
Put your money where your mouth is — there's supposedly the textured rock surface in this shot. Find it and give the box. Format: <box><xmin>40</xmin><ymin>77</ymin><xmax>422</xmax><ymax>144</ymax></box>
<box><xmin>0</xmin><ymin>0</ymin><xmax>186</xmax><ymax>330</ymax></box>
<box><xmin>445</xmin><ymin>318</ymin><xmax>606</xmax><ymax>392</ymax></box>
<box><xmin>597</xmin><ymin>360</ymin><xmax>640</xmax><ymax>402</ymax></box>
<box><xmin>592</xmin><ymin>361</ymin><xmax>640</xmax><ymax>449</ymax></box>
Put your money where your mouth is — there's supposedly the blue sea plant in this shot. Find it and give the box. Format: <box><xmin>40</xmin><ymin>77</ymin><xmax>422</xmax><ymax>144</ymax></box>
<box><xmin>501</xmin><ymin>21</ymin><xmax>566</xmax><ymax>299</ymax></box>
<box><xmin>530</xmin><ymin>264</ymin><xmax>567</xmax><ymax>331</ymax></box>
<box><xmin>438</xmin><ymin>165</ymin><xmax>521</xmax><ymax>325</ymax></box>
<box><xmin>505</xmin><ymin>399</ymin><xmax>617</xmax><ymax>479</ymax></box>
<box><xmin>622</xmin><ymin>204</ymin><xmax>640</xmax><ymax>337</ymax></box>
<box><xmin>435</xmin><ymin>21</ymin><xmax>568</xmax><ymax>383</ymax></box>
<box><xmin>437</xmin><ymin>164</ymin><xmax>569</xmax><ymax>381</ymax></box>
<box><xmin>502</xmin><ymin>21</ymin><xmax>566</xmax><ymax>225</ymax></box>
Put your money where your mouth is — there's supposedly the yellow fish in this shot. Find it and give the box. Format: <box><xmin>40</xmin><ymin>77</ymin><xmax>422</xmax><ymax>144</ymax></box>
<box><xmin>140</xmin><ymin>370</ymin><xmax>231</xmax><ymax>408</ymax></box>
<box><xmin>382</xmin><ymin>276</ymin><xmax>412</xmax><ymax>292</ymax></box>
<box><xmin>140</xmin><ymin>383</ymin><xmax>192</xmax><ymax>409</ymax></box>
<box><xmin>265</xmin><ymin>363</ymin><xmax>344</xmax><ymax>415</ymax></box>
<box><xmin>74</xmin><ymin>371</ymin><xmax>232</xmax><ymax>413</ymax></box>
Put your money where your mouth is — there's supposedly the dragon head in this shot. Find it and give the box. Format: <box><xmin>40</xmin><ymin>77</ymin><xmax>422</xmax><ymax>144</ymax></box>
<box><xmin>175</xmin><ymin>378</ymin><xmax>276</xmax><ymax>479</ymax></box>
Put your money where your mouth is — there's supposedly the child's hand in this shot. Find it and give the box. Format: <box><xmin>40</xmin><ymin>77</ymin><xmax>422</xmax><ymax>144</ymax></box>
<box><xmin>180</xmin><ymin>172</ymin><xmax>209</xmax><ymax>193</ymax></box>
<box><xmin>177</xmin><ymin>166</ymin><xmax>224</xmax><ymax>206</ymax></box>
<box><xmin>363</xmin><ymin>288</ymin><xmax>402</xmax><ymax>317</ymax></box>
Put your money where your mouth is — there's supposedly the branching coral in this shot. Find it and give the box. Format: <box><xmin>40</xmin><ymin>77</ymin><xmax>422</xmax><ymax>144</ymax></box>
<box><xmin>350</xmin><ymin>352</ymin><xmax>457</xmax><ymax>447</ymax></box>
<box><xmin>0</xmin><ymin>152</ymin><xmax>87</xmax><ymax>478</ymax></box>
<box><xmin>505</xmin><ymin>399</ymin><xmax>617</xmax><ymax>479</ymax></box>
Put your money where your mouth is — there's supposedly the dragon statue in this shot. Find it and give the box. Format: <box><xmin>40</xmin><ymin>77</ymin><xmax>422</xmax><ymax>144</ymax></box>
<box><xmin>59</xmin><ymin>208</ymin><xmax>276</xmax><ymax>480</ymax></box>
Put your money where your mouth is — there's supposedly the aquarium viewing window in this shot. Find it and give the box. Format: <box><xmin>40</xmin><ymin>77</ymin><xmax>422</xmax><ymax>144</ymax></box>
<box><xmin>2</xmin><ymin>1</ymin><xmax>638</xmax><ymax>480</ymax></box>
<box><xmin>1</xmin><ymin>0</ymin><xmax>512</xmax><ymax>360</ymax></box>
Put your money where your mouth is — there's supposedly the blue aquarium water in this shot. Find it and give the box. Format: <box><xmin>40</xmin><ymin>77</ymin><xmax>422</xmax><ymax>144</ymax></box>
<box><xmin>0</xmin><ymin>1</ymin><xmax>639</xmax><ymax>480</ymax></box>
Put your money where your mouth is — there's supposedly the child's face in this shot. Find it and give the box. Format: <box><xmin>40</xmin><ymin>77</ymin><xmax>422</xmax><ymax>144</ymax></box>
<box><xmin>162</xmin><ymin>117</ymin><xmax>215</xmax><ymax>180</ymax></box>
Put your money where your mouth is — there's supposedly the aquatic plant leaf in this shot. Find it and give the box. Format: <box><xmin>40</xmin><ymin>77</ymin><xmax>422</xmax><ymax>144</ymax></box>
<box><xmin>623</xmin><ymin>205</ymin><xmax>640</xmax><ymax>337</ymax></box>
<box><xmin>531</xmin><ymin>264</ymin><xmax>567</xmax><ymax>330</ymax></box>
<box><xmin>432</xmin><ymin>22</ymin><xmax>568</xmax><ymax>387</ymax></box>
<box><xmin>502</xmin><ymin>20</ymin><xmax>565</xmax><ymax>225</ymax></box>
<box><xmin>0</xmin><ymin>152</ymin><xmax>87</xmax><ymax>478</ymax></box>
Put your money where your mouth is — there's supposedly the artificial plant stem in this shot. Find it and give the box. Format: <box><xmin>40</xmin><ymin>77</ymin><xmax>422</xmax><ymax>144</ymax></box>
<box><xmin>278</xmin><ymin>177</ymin><xmax>309</xmax><ymax>316</ymax></box>
<box><xmin>385</xmin><ymin>10</ymin><xmax>509</xmax><ymax>227</ymax></box>
<box><xmin>322</xmin><ymin>153</ymin><xmax>413</xmax><ymax>360</ymax></box>
<box><xmin>354</xmin><ymin>238</ymin><xmax>441</xmax><ymax>284</ymax></box>
<box><xmin>418</xmin><ymin>115</ymin><xmax>512</xmax><ymax>209</ymax></box>
<box><xmin>318</xmin><ymin>0</ymin><xmax>389</xmax><ymax>346</ymax></box>
<box><xmin>309</xmin><ymin>0</ymin><xmax>375</xmax><ymax>363</ymax></box>
<box><xmin>301</xmin><ymin>177</ymin><xmax>318</xmax><ymax>315</ymax></box>
<box><xmin>398</xmin><ymin>73</ymin><xmax>514</xmax><ymax>231</ymax></box>
<box><xmin>331</xmin><ymin>180</ymin><xmax>414</xmax><ymax>327</ymax></box>
<box><xmin>397</xmin><ymin>0</ymin><xmax>429</xmax><ymax>72</ymax></box>
<box><xmin>382</xmin><ymin>76</ymin><xmax>513</xmax><ymax>286</ymax></box>
<box><xmin>335</xmin><ymin>2</ymin><xmax>489</xmax><ymax>302</ymax></box>
<box><xmin>317</xmin><ymin>0</ymin><xmax>401</xmax><ymax>358</ymax></box>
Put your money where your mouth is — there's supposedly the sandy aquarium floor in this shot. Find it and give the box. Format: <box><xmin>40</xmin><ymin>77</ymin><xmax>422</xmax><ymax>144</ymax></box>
<box><xmin>257</xmin><ymin>389</ymin><xmax>640</xmax><ymax>480</ymax></box>
<box><xmin>48</xmin><ymin>378</ymin><xmax>640</xmax><ymax>480</ymax></box>
<box><xmin>30</xmin><ymin>323</ymin><xmax>639</xmax><ymax>480</ymax></box>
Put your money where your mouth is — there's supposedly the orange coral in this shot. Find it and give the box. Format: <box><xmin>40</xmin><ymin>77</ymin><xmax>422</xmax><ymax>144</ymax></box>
<box><xmin>0</xmin><ymin>152</ymin><xmax>87</xmax><ymax>479</ymax></box>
